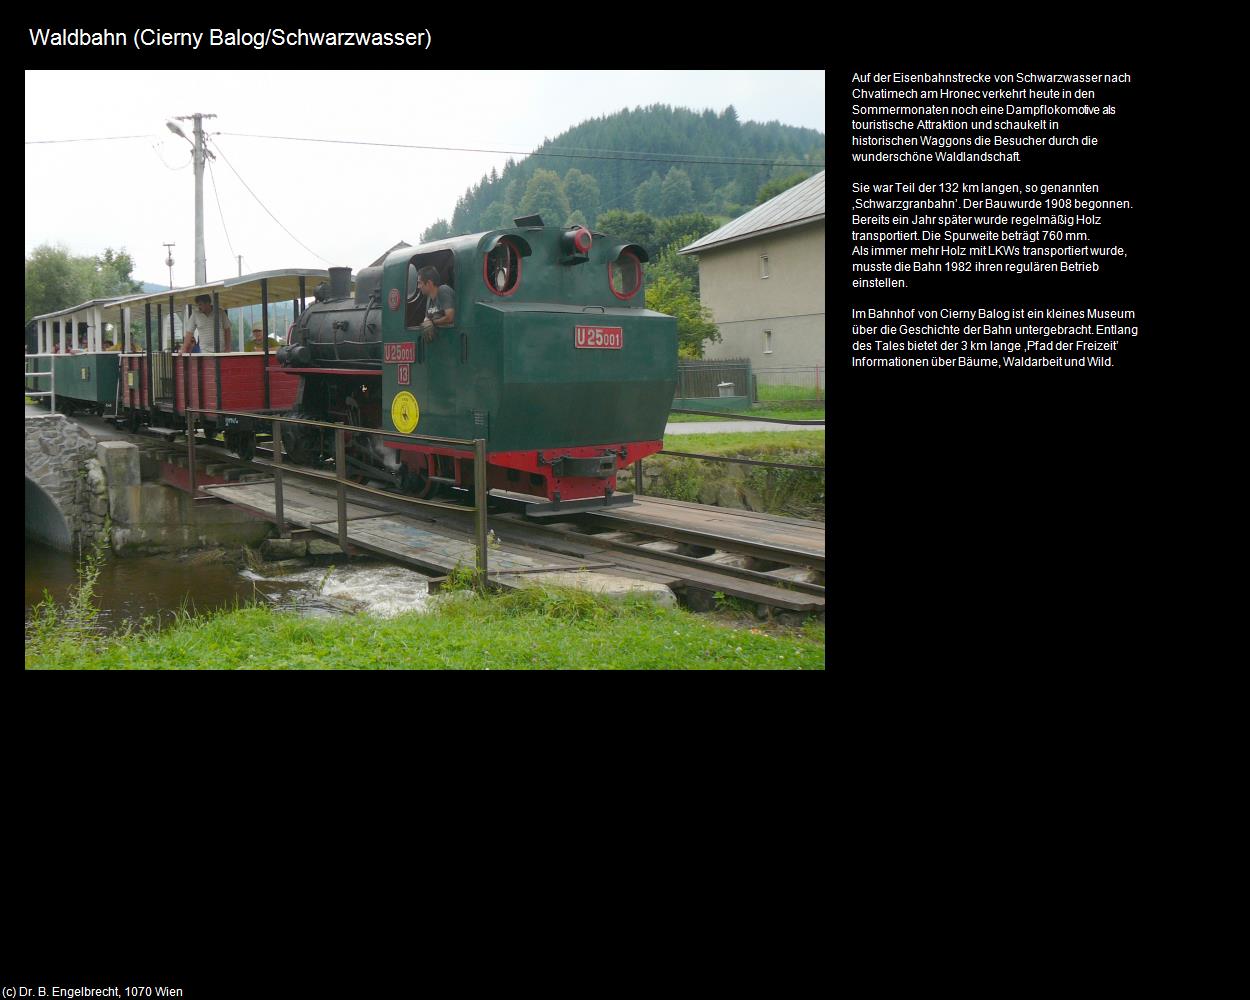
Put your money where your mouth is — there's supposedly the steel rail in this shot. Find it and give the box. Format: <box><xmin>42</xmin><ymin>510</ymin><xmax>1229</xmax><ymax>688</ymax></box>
<box><xmin>180</xmin><ymin>435</ymin><xmax>822</xmax><ymax>602</ymax></box>
<box><xmin>571</xmin><ymin>516</ymin><xmax>825</xmax><ymax>574</ymax></box>
<box><xmin>491</xmin><ymin>513</ymin><xmax>825</xmax><ymax>597</ymax></box>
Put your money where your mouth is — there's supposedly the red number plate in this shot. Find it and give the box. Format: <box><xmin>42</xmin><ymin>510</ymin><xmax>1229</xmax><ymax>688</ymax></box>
<box><xmin>385</xmin><ymin>342</ymin><xmax>416</xmax><ymax>363</ymax></box>
<box><xmin>575</xmin><ymin>325</ymin><xmax>623</xmax><ymax>349</ymax></box>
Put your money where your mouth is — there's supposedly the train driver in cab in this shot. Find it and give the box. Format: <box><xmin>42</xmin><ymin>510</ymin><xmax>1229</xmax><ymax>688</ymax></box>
<box><xmin>182</xmin><ymin>293</ymin><xmax>233</xmax><ymax>354</ymax></box>
<box><xmin>416</xmin><ymin>266</ymin><xmax>455</xmax><ymax>343</ymax></box>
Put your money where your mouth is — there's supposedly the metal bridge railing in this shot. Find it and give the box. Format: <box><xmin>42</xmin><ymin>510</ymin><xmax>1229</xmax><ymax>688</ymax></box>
<box><xmin>24</xmin><ymin>355</ymin><xmax>56</xmax><ymax>412</ymax></box>
<box><xmin>632</xmin><ymin>408</ymin><xmax>825</xmax><ymax>495</ymax></box>
<box><xmin>185</xmin><ymin>408</ymin><xmax>491</xmax><ymax>583</ymax></box>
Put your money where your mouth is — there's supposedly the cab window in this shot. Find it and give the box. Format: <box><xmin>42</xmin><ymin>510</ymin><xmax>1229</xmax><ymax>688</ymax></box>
<box><xmin>405</xmin><ymin>249</ymin><xmax>455</xmax><ymax>328</ymax></box>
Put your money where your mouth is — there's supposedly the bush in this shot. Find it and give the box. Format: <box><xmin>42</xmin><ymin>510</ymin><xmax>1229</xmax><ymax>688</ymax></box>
<box><xmin>628</xmin><ymin>449</ymin><xmax>824</xmax><ymax>520</ymax></box>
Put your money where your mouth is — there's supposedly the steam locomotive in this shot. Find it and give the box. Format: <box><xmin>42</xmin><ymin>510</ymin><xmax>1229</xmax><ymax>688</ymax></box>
<box><xmin>273</xmin><ymin>218</ymin><xmax>678</xmax><ymax>513</ymax></box>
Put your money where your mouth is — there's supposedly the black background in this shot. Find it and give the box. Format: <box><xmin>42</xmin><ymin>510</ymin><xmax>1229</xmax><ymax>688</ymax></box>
<box><xmin>836</xmin><ymin>31</ymin><xmax>1168</xmax><ymax>611</ymax></box>
<box><xmin>17</xmin><ymin>14</ymin><xmax>1181</xmax><ymax>987</ymax></box>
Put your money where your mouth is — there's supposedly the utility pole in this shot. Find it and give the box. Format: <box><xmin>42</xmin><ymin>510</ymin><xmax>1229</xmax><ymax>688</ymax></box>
<box><xmin>163</xmin><ymin>243</ymin><xmax>176</xmax><ymax>289</ymax></box>
<box><xmin>168</xmin><ymin>113</ymin><xmax>216</xmax><ymax>284</ymax></box>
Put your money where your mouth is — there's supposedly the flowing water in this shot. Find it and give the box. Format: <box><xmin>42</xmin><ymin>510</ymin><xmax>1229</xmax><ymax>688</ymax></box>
<box><xmin>25</xmin><ymin>538</ymin><xmax>432</xmax><ymax>633</ymax></box>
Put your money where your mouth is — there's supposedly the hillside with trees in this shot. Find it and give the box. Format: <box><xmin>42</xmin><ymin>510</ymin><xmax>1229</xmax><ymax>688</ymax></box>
<box><xmin>415</xmin><ymin>105</ymin><xmax>822</xmax><ymax>359</ymax></box>
<box><xmin>421</xmin><ymin>104</ymin><xmax>824</xmax><ymax>243</ymax></box>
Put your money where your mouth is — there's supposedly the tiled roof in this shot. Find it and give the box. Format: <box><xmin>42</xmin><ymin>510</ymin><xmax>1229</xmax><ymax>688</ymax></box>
<box><xmin>680</xmin><ymin>171</ymin><xmax>824</xmax><ymax>254</ymax></box>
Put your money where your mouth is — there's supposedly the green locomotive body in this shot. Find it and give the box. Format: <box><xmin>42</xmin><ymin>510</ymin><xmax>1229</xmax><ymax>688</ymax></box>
<box><xmin>282</xmin><ymin>220</ymin><xmax>678</xmax><ymax>509</ymax></box>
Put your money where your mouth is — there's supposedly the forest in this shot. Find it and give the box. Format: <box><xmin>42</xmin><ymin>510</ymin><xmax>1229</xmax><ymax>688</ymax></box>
<box><xmin>417</xmin><ymin>104</ymin><xmax>824</xmax><ymax>358</ymax></box>
<box><xmin>421</xmin><ymin>103</ymin><xmax>824</xmax><ymax>244</ymax></box>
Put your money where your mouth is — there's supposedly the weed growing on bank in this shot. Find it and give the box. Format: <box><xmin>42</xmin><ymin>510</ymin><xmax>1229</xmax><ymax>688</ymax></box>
<box><xmin>26</xmin><ymin>520</ymin><xmax>113</xmax><ymax>659</ymax></box>
<box><xmin>25</xmin><ymin>583</ymin><xmax>825</xmax><ymax>670</ymax></box>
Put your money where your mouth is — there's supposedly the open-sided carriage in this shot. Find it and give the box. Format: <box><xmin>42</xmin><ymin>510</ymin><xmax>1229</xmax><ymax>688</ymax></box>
<box><xmin>29</xmin><ymin>270</ymin><xmax>341</xmax><ymax>460</ymax></box>
<box><xmin>26</xmin><ymin>296</ymin><xmax>130</xmax><ymax>416</ymax></box>
<box><xmin>113</xmin><ymin>270</ymin><xmax>338</xmax><ymax>457</ymax></box>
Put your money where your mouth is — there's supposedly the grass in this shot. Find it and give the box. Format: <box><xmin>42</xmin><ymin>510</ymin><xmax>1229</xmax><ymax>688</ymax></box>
<box><xmin>665</xmin><ymin>383</ymin><xmax>825</xmax><ymax>421</ymax></box>
<box><xmin>668</xmin><ymin>397</ymin><xmax>824</xmax><ymax>423</ymax></box>
<box><xmin>25</xmin><ymin>583</ymin><xmax>825</xmax><ymax>670</ymax></box>
<box><xmin>663</xmin><ymin>430</ymin><xmax>825</xmax><ymax>454</ymax></box>
<box><xmin>756</xmin><ymin>383</ymin><xmax>824</xmax><ymax>404</ymax></box>
<box><xmin>667</xmin><ymin>406</ymin><xmax>824</xmax><ymax>423</ymax></box>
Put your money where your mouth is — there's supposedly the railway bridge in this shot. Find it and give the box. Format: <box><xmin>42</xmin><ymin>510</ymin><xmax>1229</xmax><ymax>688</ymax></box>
<box><xmin>24</xmin><ymin>409</ymin><xmax>111</xmax><ymax>553</ymax></box>
<box><xmin>26</xmin><ymin>406</ymin><xmax>825</xmax><ymax>617</ymax></box>
<box><xmin>25</xmin><ymin>406</ymin><xmax>273</xmax><ymax>556</ymax></box>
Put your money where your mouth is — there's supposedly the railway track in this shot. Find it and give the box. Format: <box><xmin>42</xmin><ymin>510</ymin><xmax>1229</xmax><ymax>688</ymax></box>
<box><xmin>143</xmin><ymin>436</ymin><xmax>826</xmax><ymax>618</ymax></box>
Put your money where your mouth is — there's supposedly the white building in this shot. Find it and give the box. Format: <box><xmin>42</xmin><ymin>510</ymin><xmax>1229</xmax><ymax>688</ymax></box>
<box><xmin>680</xmin><ymin>171</ymin><xmax>825</xmax><ymax>371</ymax></box>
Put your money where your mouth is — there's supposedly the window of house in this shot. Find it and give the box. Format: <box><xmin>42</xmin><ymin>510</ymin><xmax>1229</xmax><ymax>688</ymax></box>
<box><xmin>759</xmin><ymin>253</ymin><xmax>770</xmax><ymax>279</ymax></box>
<box><xmin>764</xmin><ymin>329</ymin><xmax>773</xmax><ymax>354</ymax></box>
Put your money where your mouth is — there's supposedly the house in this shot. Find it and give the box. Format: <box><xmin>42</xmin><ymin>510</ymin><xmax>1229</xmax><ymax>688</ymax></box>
<box><xmin>370</xmin><ymin>242</ymin><xmax>411</xmax><ymax>268</ymax></box>
<box><xmin>679</xmin><ymin>171</ymin><xmax>824</xmax><ymax>371</ymax></box>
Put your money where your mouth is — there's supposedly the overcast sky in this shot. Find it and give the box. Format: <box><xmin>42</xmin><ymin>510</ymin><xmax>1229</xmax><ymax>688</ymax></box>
<box><xmin>25</xmin><ymin>69</ymin><xmax>824</xmax><ymax>290</ymax></box>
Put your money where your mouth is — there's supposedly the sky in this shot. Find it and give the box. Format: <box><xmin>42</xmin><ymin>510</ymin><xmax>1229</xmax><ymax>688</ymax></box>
<box><xmin>25</xmin><ymin>69</ymin><xmax>825</xmax><ymax>290</ymax></box>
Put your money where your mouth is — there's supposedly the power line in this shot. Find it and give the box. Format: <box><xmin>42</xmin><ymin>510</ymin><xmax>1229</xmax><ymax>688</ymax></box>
<box><xmin>26</xmin><ymin>134</ymin><xmax>157</xmax><ymax>144</ymax></box>
<box><xmin>150</xmin><ymin>140</ymin><xmax>191</xmax><ymax>171</ymax></box>
<box><xmin>206</xmin><ymin>158</ymin><xmax>237</xmax><ymax>263</ymax></box>
<box><xmin>24</xmin><ymin>128</ymin><xmax>825</xmax><ymax>168</ymax></box>
<box><xmin>205</xmin><ymin>137</ymin><xmax>333</xmax><ymax>264</ymax></box>
<box><xmin>216</xmin><ymin>131</ymin><xmax>823</xmax><ymax>169</ymax></box>
<box><xmin>27</xmin><ymin>129</ymin><xmax>823</xmax><ymax>168</ymax></box>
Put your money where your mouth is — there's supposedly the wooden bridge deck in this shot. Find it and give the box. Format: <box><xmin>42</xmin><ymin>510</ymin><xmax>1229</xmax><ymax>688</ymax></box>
<box><xmin>203</xmin><ymin>480</ymin><xmax>824</xmax><ymax>612</ymax></box>
<box><xmin>580</xmin><ymin>494</ymin><xmax>824</xmax><ymax>569</ymax></box>
<box><xmin>203</xmin><ymin>481</ymin><xmax>600</xmax><ymax>580</ymax></box>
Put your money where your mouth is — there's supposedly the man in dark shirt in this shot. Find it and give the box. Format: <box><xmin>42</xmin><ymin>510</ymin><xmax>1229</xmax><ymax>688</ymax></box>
<box><xmin>416</xmin><ymin>266</ymin><xmax>455</xmax><ymax>343</ymax></box>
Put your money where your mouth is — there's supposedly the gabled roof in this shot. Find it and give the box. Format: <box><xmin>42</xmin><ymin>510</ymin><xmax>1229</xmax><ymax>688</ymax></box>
<box><xmin>680</xmin><ymin>171</ymin><xmax>824</xmax><ymax>255</ymax></box>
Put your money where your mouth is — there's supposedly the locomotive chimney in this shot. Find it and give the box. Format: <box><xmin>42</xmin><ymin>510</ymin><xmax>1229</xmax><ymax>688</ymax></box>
<box><xmin>329</xmin><ymin>266</ymin><xmax>352</xmax><ymax>299</ymax></box>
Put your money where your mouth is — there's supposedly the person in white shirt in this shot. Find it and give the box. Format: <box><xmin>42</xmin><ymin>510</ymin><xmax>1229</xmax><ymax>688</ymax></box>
<box><xmin>182</xmin><ymin>294</ymin><xmax>233</xmax><ymax>354</ymax></box>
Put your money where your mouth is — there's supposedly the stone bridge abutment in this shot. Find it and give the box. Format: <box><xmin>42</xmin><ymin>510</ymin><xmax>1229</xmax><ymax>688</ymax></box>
<box><xmin>24</xmin><ymin>412</ymin><xmax>110</xmax><ymax>554</ymax></box>
<box><xmin>25</xmin><ymin>412</ymin><xmax>272</xmax><ymax>556</ymax></box>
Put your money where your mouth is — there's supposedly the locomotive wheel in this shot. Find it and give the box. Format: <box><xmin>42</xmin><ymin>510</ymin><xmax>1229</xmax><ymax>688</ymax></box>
<box><xmin>226</xmin><ymin>429</ymin><xmax>256</xmax><ymax>462</ymax></box>
<box><xmin>127</xmin><ymin>408</ymin><xmax>141</xmax><ymax>433</ymax></box>
<box><xmin>400</xmin><ymin>454</ymin><xmax>434</xmax><ymax>499</ymax></box>
<box><xmin>282</xmin><ymin>418</ymin><xmax>322</xmax><ymax>467</ymax></box>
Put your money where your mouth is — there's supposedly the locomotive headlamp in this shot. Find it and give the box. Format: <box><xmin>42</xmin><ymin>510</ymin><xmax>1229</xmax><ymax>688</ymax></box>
<box><xmin>560</xmin><ymin>226</ymin><xmax>593</xmax><ymax>265</ymax></box>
